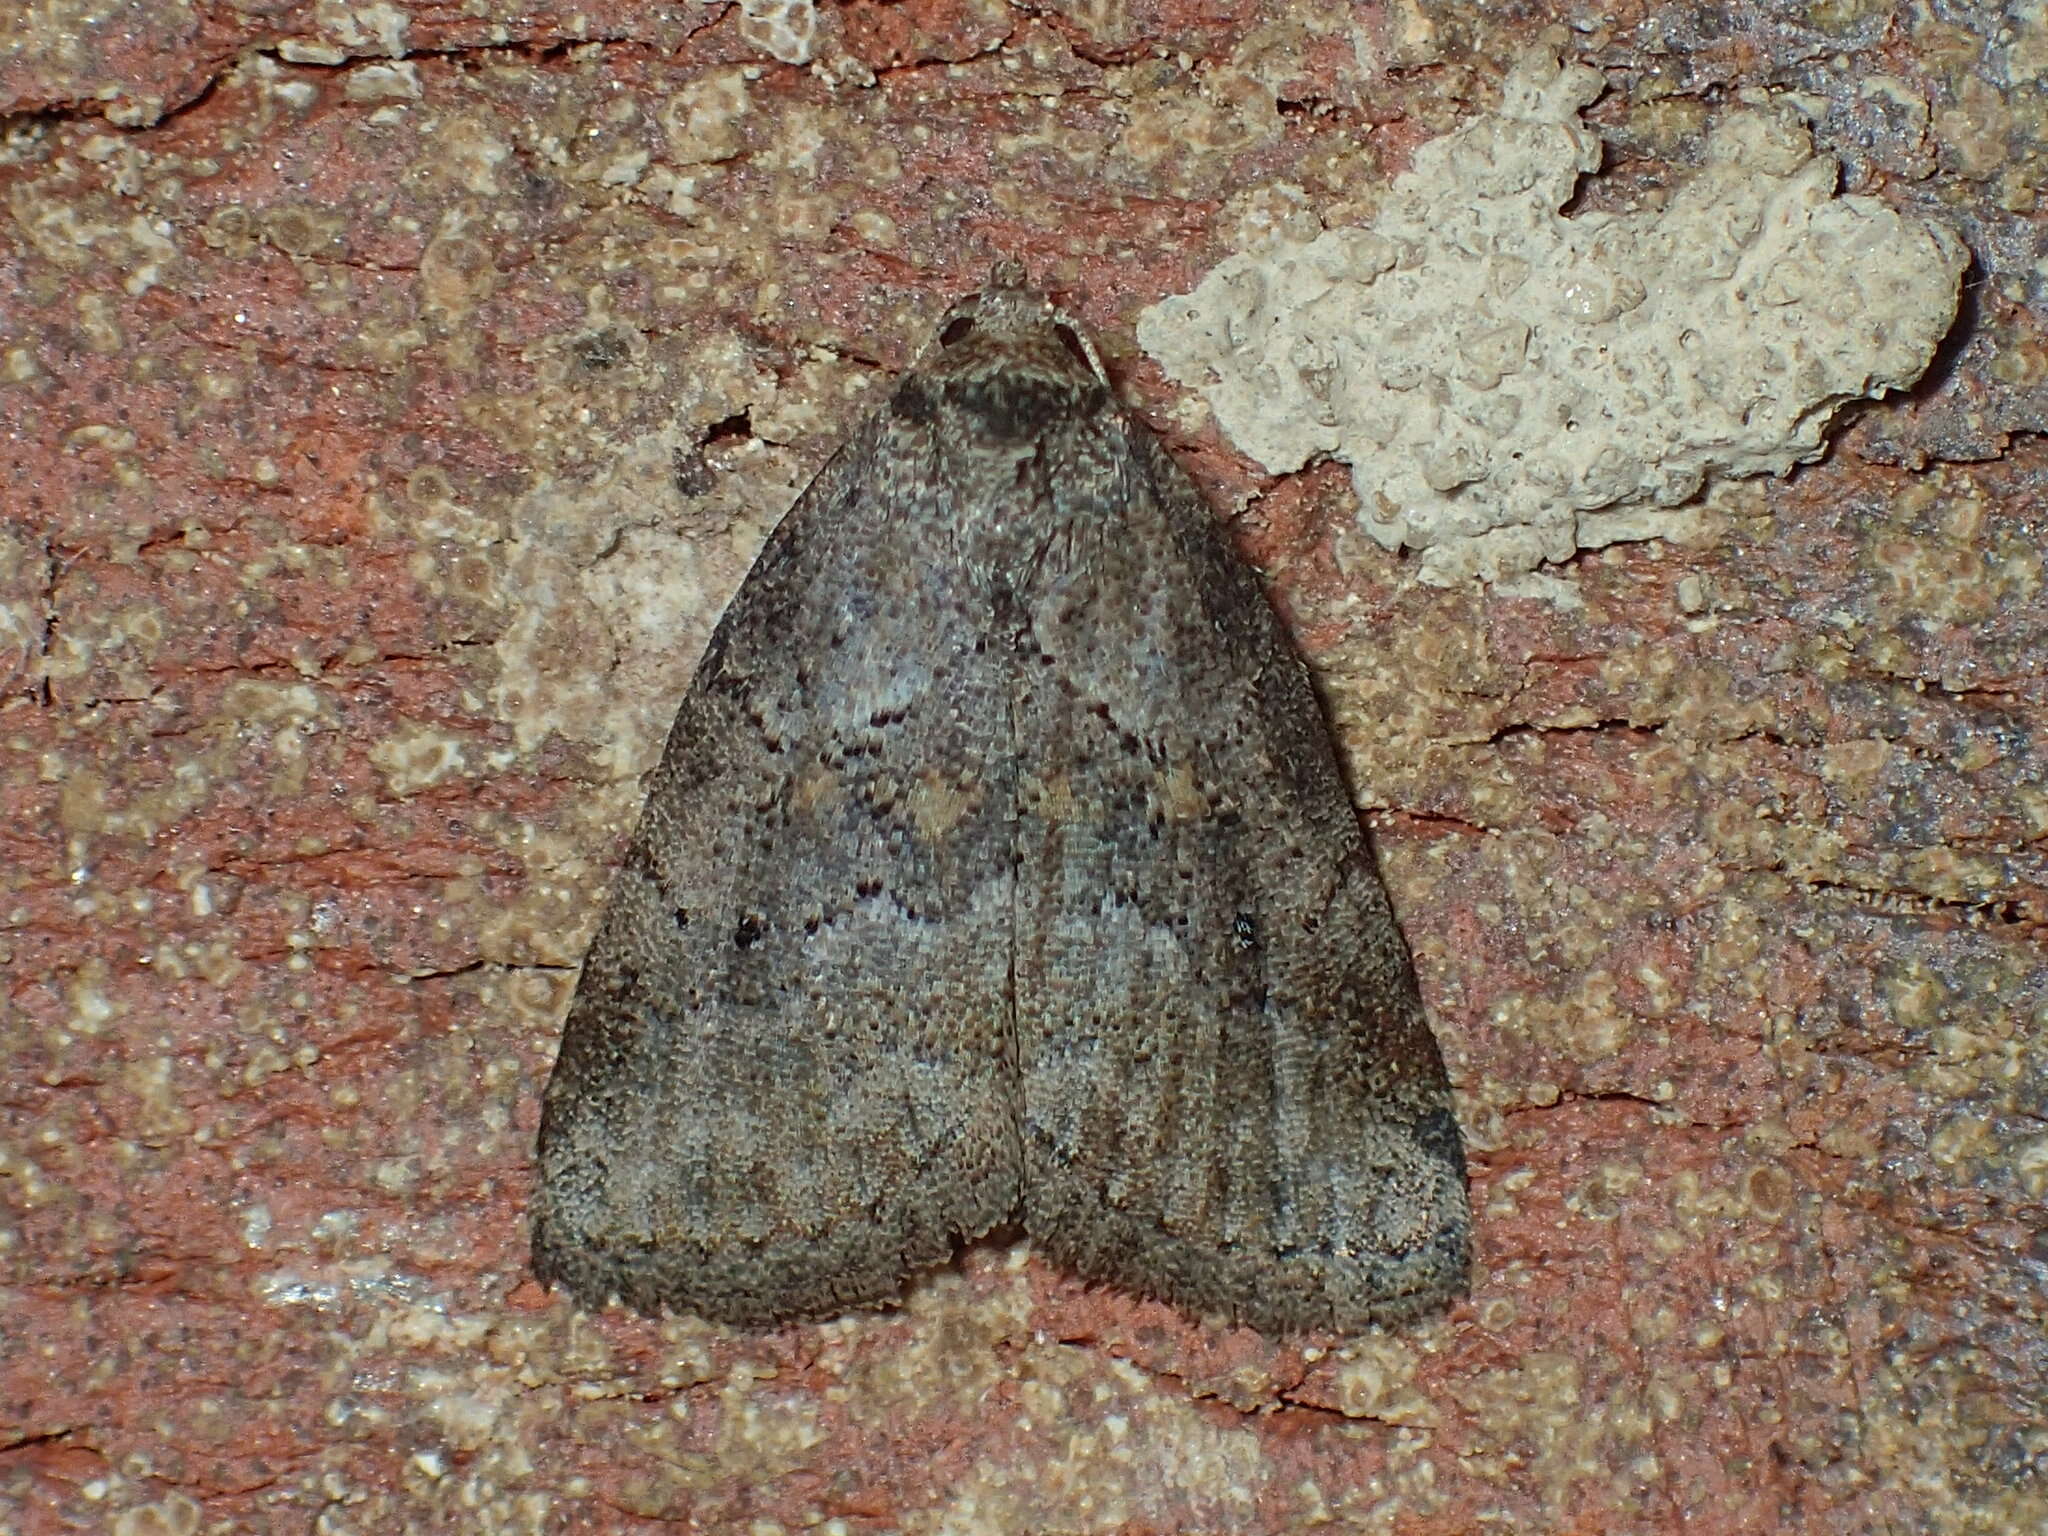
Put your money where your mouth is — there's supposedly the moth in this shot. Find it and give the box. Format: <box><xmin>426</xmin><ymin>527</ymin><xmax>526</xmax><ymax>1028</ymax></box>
<box><xmin>532</xmin><ymin>264</ymin><xmax>1469</xmax><ymax>1332</ymax></box>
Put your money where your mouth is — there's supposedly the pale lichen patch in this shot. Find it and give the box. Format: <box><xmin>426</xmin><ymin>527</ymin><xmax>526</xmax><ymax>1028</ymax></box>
<box><xmin>1139</xmin><ymin>42</ymin><xmax>1967</xmax><ymax>591</ymax></box>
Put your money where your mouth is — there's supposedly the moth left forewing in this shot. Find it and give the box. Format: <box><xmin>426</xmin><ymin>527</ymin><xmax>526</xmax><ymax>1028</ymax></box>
<box><xmin>533</xmin><ymin>409</ymin><xmax>1025</xmax><ymax>1325</ymax></box>
<box><xmin>1013</xmin><ymin>413</ymin><xmax>1469</xmax><ymax>1332</ymax></box>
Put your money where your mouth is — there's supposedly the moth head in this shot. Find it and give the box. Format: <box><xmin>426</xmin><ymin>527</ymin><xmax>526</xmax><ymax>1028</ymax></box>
<box><xmin>921</xmin><ymin>262</ymin><xmax>1111</xmax><ymax>395</ymax></box>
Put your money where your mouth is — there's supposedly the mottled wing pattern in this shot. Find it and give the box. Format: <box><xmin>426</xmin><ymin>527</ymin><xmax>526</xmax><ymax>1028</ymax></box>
<box><xmin>532</xmin><ymin>409</ymin><xmax>1023</xmax><ymax>1325</ymax></box>
<box><xmin>535</xmin><ymin>266</ymin><xmax>1469</xmax><ymax>1332</ymax></box>
<box><xmin>1011</xmin><ymin>417</ymin><xmax>1470</xmax><ymax>1333</ymax></box>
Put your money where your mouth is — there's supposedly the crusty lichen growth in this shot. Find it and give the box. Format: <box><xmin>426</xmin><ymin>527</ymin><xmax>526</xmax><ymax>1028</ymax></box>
<box><xmin>1138</xmin><ymin>42</ymin><xmax>1968</xmax><ymax>591</ymax></box>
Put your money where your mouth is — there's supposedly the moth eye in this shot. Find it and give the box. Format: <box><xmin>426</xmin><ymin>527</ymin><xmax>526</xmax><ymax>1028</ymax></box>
<box><xmin>1052</xmin><ymin>323</ymin><xmax>1092</xmax><ymax>369</ymax></box>
<box><xmin>940</xmin><ymin>316</ymin><xmax>977</xmax><ymax>346</ymax></box>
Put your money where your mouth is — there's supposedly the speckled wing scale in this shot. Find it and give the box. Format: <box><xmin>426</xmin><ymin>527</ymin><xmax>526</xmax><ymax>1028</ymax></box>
<box><xmin>531</xmin><ymin>261</ymin><xmax>1470</xmax><ymax>1333</ymax></box>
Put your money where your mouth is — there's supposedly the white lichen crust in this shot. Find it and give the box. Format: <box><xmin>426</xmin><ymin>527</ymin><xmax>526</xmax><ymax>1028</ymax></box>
<box><xmin>1137</xmin><ymin>44</ymin><xmax>1968</xmax><ymax>587</ymax></box>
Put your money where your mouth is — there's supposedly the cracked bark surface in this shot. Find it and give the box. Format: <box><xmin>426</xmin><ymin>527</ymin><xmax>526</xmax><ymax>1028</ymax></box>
<box><xmin>3</xmin><ymin>2</ymin><xmax>2044</xmax><ymax>1533</ymax></box>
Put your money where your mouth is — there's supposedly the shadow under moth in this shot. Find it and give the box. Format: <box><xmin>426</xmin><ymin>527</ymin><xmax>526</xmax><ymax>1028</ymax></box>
<box><xmin>531</xmin><ymin>263</ymin><xmax>1470</xmax><ymax>1333</ymax></box>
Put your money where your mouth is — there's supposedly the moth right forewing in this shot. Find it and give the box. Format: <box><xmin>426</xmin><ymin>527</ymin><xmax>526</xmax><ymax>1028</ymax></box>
<box><xmin>1012</xmin><ymin>414</ymin><xmax>1470</xmax><ymax>1332</ymax></box>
